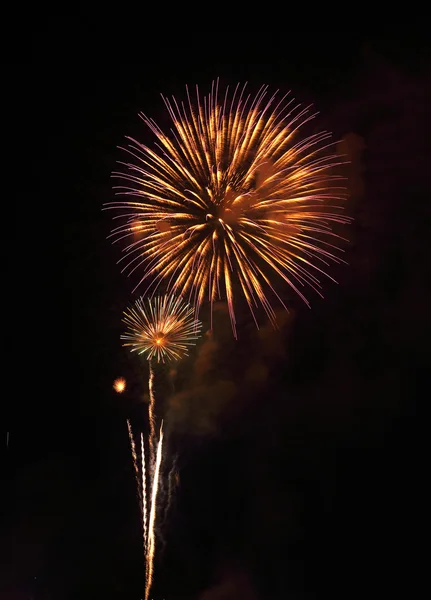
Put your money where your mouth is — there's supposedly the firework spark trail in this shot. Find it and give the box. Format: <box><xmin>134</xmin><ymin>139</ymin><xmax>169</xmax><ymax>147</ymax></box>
<box><xmin>145</xmin><ymin>422</ymin><xmax>164</xmax><ymax>600</ymax></box>
<box><xmin>127</xmin><ymin>419</ymin><xmax>141</xmax><ymax>501</ymax></box>
<box><xmin>140</xmin><ymin>433</ymin><xmax>148</xmax><ymax>552</ymax></box>
<box><xmin>161</xmin><ymin>454</ymin><xmax>179</xmax><ymax>527</ymax></box>
<box><xmin>106</xmin><ymin>81</ymin><xmax>352</xmax><ymax>337</ymax></box>
<box><xmin>148</xmin><ymin>361</ymin><xmax>156</xmax><ymax>462</ymax></box>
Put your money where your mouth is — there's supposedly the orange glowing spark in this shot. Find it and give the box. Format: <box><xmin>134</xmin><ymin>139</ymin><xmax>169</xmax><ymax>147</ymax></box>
<box><xmin>105</xmin><ymin>80</ymin><xmax>351</xmax><ymax>336</ymax></box>
<box><xmin>121</xmin><ymin>294</ymin><xmax>202</xmax><ymax>363</ymax></box>
<box><xmin>113</xmin><ymin>377</ymin><xmax>126</xmax><ymax>393</ymax></box>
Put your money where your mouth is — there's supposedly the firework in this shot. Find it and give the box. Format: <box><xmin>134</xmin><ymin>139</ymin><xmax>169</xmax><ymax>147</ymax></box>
<box><xmin>106</xmin><ymin>80</ymin><xmax>351</xmax><ymax>336</ymax></box>
<box><xmin>113</xmin><ymin>377</ymin><xmax>126</xmax><ymax>393</ymax></box>
<box><xmin>121</xmin><ymin>294</ymin><xmax>202</xmax><ymax>362</ymax></box>
<box><xmin>122</xmin><ymin>294</ymin><xmax>202</xmax><ymax>599</ymax></box>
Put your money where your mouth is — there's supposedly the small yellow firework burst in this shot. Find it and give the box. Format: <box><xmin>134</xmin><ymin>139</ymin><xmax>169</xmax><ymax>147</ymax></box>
<box><xmin>113</xmin><ymin>377</ymin><xmax>126</xmax><ymax>393</ymax></box>
<box><xmin>122</xmin><ymin>295</ymin><xmax>201</xmax><ymax>362</ymax></box>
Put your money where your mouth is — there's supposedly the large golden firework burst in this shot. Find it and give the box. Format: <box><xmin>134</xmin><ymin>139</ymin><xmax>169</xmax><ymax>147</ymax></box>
<box><xmin>121</xmin><ymin>295</ymin><xmax>201</xmax><ymax>362</ymax></box>
<box><xmin>106</xmin><ymin>81</ymin><xmax>351</xmax><ymax>336</ymax></box>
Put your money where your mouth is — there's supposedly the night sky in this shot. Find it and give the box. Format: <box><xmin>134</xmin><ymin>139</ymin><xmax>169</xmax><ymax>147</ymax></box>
<box><xmin>3</xmin><ymin>30</ymin><xmax>430</xmax><ymax>599</ymax></box>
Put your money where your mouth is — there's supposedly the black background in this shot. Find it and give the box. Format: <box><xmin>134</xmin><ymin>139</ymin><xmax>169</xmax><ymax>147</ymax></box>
<box><xmin>2</xmin><ymin>28</ymin><xmax>430</xmax><ymax>599</ymax></box>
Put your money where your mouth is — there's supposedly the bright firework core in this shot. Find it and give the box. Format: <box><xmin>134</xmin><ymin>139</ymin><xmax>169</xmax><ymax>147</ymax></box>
<box><xmin>122</xmin><ymin>295</ymin><xmax>202</xmax><ymax>362</ymax></box>
<box><xmin>106</xmin><ymin>81</ymin><xmax>352</xmax><ymax>337</ymax></box>
<box><xmin>113</xmin><ymin>377</ymin><xmax>126</xmax><ymax>393</ymax></box>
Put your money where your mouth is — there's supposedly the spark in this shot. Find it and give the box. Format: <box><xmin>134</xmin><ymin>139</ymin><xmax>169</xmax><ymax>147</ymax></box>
<box><xmin>127</xmin><ymin>420</ymin><xmax>139</xmax><ymax>477</ymax></box>
<box><xmin>141</xmin><ymin>433</ymin><xmax>148</xmax><ymax>552</ymax></box>
<box><xmin>127</xmin><ymin>419</ymin><xmax>142</xmax><ymax>507</ymax></box>
<box><xmin>105</xmin><ymin>80</ymin><xmax>351</xmax><ymax>337</ymax></box>
<box><xmin>145</xmin><ymin>422</ymin><xmax>164</xmax><ymax>600</ymax></box>
<box><xmin>113</xmin><ymin>377</ymin><xmax>126</xmax><ymax>393</ymax></box>
<box><xmin>163</xmin><ymin>455</ymin><xmax>179</xmax><ymax>527</ymax></box>
<box><xmin>121</xmin><ymin>294</ymin><xmax>202</xmax><ymax>362</ymax></box>
<box><xmin>148</xmin><ymin>361</ymin><xmax>156</xmax><ymax>459</ymax></box>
